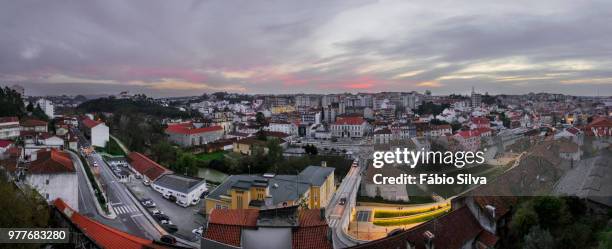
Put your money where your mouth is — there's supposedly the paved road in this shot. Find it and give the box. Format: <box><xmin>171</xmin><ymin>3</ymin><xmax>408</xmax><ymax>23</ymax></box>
<box><xmin>73</xmin><ymin>128</ymin><xmax>163</xmax><ymax>240</ymax></box>
<box><xmin>90</xmin><ymin>152</ymin><xmax>163</xmax><ymax>240</ymax></box>
<box><xmin>323</xmin><ymin>142</ymin><xmax>372</xmax><ymax>249</ymax></box>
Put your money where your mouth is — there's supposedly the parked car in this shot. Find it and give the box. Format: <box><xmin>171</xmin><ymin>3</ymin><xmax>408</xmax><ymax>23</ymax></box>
<box><xmin>143</xmin><ymin>179</ymin><xmax>150</xmax><ymax>186</ymax></box>
<box><xmin>134</xmin><ymin>174</ymin><xmax>142</xmax><ymax>179</ymax></box>
<box><xmin>150</xmin><ymin>209</ymin><xmax>163</xmax><ymax>215</ymax></box>
<box><xmin>199</xmin><ymin>190</ymin><xmax>209</xmax><ymax>199</ymax></box>
<box><xmin>339</xmin><ymin>197</ymin><xmax>347</xmax><ymax>205</ymax></box>
<box><xmin>191</xmin><ymin>198</ymin><xmax>200</xmax><ymax>205</ymax></box>
<box><xmin>160</xmin><ymin>235</ymin><xmax>176</xmax><ymax>244</ymax></box>
<box><xmin>93</xmin><ymin>162</ymin><xmax>98</xmax><ymax>167</ymax></box>
<box><xmin>153</xmin><ymin>213</ymin><xmax>170</xmax><ymax>221</ymax></box>
<box><xmin>141</xmin><ymin>200</ymin><xmax>156</xmax><ymax>208</ymax></box>
<box><xmin>163</xmin><ymin>192</ymin><xmax>171</xmax><ymax>199</ymax></box>
<box><xmin>192</xmin><ymin>226</ymin><xmax>203</xmax><ymax>237</ymax></box>
<box><xmin>161</xmin><ymin>223</ymin><xmax>178</xmax><ymax>233</ymax></box>
<box><xmin>176</xmin><ymin>200</ymin><xmax>188</xmax><ymax>207</ymax></box>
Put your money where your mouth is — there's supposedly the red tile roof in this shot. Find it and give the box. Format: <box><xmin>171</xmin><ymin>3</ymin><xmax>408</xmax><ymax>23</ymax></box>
<box><xmin>476</xmin><ymin>230</ymin><xmax>499</xmax><ymax>248</ymax></box>
<box><xmin>263</xmin><ymin>131</ymin><xmax>290</xmax><ymax>139</ymax></box>
<box><xmin>127</xmin><ymin>152</ymin><xmax>172</xmax><ymax>180</ymax></box>
<box><xmin>470</xmin><ymin>117</ymin><xmax>490</xmax><ymax>125</ymax></box>
<box><xmin>29</xmin><ymin>149</ymin><xmax>74</xmax><ymax>174</ymax></box>
<box><xmin>350</xmin><ymin>207</ymin><xmax>483</xmax><ymax>249</ymax></box>
<box><xmin>334</xmin><ymin>116</ymin><xmax>366</xmax><ymax>126</ymax></box>
<box><xmin>52</xmin><ymin>199</ymin><xmax>161</xmax><ymax>249</ymax></box>
<box><xmin>209</xmin><ymin>208</ymin><xmax>259</xmax><ymax>226</ymax></box>
<box><xmin>81</xmin><ymin>118</ymin><xmax>102</xmax><ymax>129</ymax></box>
<box><xmin>205</xmin><ymin>224</ymin><xmax>243</xmax><ymax>247</ymax></box>
<box><xmin>0</xmin><ymin>140</ymin><xmax>13</xmax><ymax>148</ymax></box>
<box><xmin>20</xmin><ymin>119</ymin><xmax>47</xmax><ymax>127</ymax></box>
<box><xmin>205</xmin><ymin>208</ymin><xmax>332</xmax><ymax>249</ymax></box>
<box><xmin>205</xmin><ymin>209</ymin><xmax>259</xmax><ymax>247</ymax></box>
<box><xmin>455</xmin><ymin>127</ymin><xmax>491</xmax><ymax>138</ymax></box>
<box><xmin>293</xmin><ymin>209</ymin><xmax>333</xmax><ymax>249</ymax></box>
<box><xmin>165</xmin><ymin>123</ymin><xmax>222</xmax><ymax>135</ymax></box>
<box><xmin>7</xmin><ymin>147</ymin><xmax>20</xmax><ymax>158</ymax></box>
<box><xmin>0</xmin><ymin>116</ymin><xmax>18</xmax><ymax>123</ymax></box>
<box><xmin>566</xmin><ymin>127</ymin><xmax>581</xmax><ymax>135</ymax></box>
<box><xmin>0</xmin><ymin>159</ymin><xmax>18</xmax><ymax>173</ymax></box>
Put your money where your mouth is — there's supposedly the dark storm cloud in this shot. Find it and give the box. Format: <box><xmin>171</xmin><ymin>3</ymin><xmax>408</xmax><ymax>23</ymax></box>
<box><xmin>0</xmin><ymin>0</ymin><xmax>611</xmax><ymax>96</ymax></box>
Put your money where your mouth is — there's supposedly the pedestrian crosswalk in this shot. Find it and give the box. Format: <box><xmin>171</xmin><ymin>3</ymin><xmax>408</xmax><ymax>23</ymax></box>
<box><xmin>113</xmin><ymin>205</ymin><xmax>138</xmax><ymax>215</ymax></box>
<box><xmin>328</xmin><ymin>218</ymin><xmax>340</xmax><ymax>227</ymax></box>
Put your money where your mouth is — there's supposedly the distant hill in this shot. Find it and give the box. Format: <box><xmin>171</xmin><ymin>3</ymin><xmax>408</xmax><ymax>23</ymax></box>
<box><xmin>77</xmin><ymin>96</ymin><xmax>191</xmax><ymax>119</ymax></box>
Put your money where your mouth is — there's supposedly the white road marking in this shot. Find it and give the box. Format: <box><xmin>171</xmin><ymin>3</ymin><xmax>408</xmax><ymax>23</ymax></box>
<box><xmin>114</xmin><ymin>205</ymin><xmax>139</xmax><ymax>215</ymax></box>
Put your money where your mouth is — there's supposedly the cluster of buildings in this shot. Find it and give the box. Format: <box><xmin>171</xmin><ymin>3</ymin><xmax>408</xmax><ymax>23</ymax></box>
<box><xmin>204</xmin><ymin>164</ymin><xmax>335</xmax><ymax>214</ymax></box>
<box><xmin>0</xmin><ymin>112</ymin><xmax>111</xmax><ymax>211</ymax></box>
<box><xmin>162</xmin><ymin>91</ymin><xmax>610</xmax><ymax>160</ymax></box>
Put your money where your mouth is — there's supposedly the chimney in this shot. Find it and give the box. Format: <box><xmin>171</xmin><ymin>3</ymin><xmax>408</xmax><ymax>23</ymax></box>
<box><xmin>320</xmin><ymin>208</ymin><xmax>326</xmax><ymax>221</ymax></box>
<box><xmin>423</xmin><ymin>230</ymin><xmax>435</xmax><ymax>249</ymax></box>
<box><xmin>321</xmin><ymin>161</ymin><xmax>327</xmax><ymax>167</ymax></box>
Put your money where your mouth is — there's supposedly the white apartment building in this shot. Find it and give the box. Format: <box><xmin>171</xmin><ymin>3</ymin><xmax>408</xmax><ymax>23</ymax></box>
<box><xmin>0</xmin><ymin>117</ymin><xmax>20</xmax><ymax>139</ymax></box>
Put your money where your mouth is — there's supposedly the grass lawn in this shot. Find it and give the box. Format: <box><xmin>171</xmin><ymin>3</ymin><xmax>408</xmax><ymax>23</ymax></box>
<box><xmin>95</xmin><ymin>138</ymin><xmax>125</xmax><ymax>156</ymax></box>
<box><xmin>194</xmin><ymin>151</ymin><xmax>227</xmax><ymax>161</ymax></box>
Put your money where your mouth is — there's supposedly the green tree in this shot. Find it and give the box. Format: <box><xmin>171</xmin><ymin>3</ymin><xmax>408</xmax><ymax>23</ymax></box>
<box><xmin>266</xmin><ymin>139</ymin><xmax>283</xmax><ymax>165</ymax></box>
<box><xmin>26</xmin><ymin>102</ymin><xmax>34</xmax><ymax>112</ymax></box>
<box><xmin>523</xmin><ymin>226</ymin><xmax>555</xmax><ymax>249</ymax></box>
<box><xmin>511</xmin><ymin>203</ymin><xmax>539</xmax><ymax>237</ymax></box>
<box><xmin>0</xmin><ymin>174</ymin><xmax>50</xmax><ymax>249</ymax></box>
<box><xmin>531</xmin><ymin>196</ymin><xmax>570</xmax><ymax>229</ymax></box>
<box><xmin>31</xmin><ymin>104</ymin><xmax>49</xmax><ymax>120</ymax></box>
<box><xmin>174</xmin><ymin>152</ymin><xmax>198</xmax><ymax>176</ymax></box>
<box><xmin>255</xmin><ymin>112</ymin><xmax>267</xmax><ymax>128</ymax></box>
<box><xmin>0</xmin><ymin>87</ymin><xmax>26</xmax><ymax>117</ymax></box>
<box><xmin>151</xmin><ymin>141</ymin><xmax>177</xmax><ymax>166</ymax></box>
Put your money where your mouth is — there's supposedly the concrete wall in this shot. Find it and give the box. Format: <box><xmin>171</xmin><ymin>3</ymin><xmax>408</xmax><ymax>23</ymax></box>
<box><xmin>168</xmin><ymin>130</ymin><xmax>223</xmax><ymax>147</ymax></box>
<box><xmin>26</xmin><ymin>173</ymin><xmax>79</xmax><ymax>211</ymax></box>
<box><xmin>91</xmin><ymin>123</ymin><xmax>109</xmax><ymax>148</ymax></box>
<box><xmin>242</xmin><ymin>227</ymin><xmax>292</xmax><ymax>249</ymax></box>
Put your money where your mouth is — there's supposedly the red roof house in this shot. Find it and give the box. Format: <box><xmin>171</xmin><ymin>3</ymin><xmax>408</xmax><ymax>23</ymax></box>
<box><xmin>582</xmin><ymin>117</ymin><xmax>612</xmax><ymax>136</ymax></box>
<box><xmin>333</xmin><ymin>116</ymin><xmax>366</xmax><ymax>126</ymax></box>
<box><xmin>29</xmin><ymin>149</ymin><xmax>74</xmax><ymax>174</ymax></box>
<box><xmin>204</xmin><ymin>208</ymin><xmax>333</xmax><ymax>249</ymax></box>
<box><xmin>127</xmin><ymin>152</ymin><xmax>172</xmax><ymax>181</ymax></box>
<box><xmin>81</xmin><ymin>118</ymin><xmax>103</xmax><ymax>129</ymax></box>
<box><xmin>0</xmin><ymin>116</ymin><xmax>19</xmax><ymax>123</ymax></box>
<box><xmin>165</xmin><ymin>123</ymin><xmax>223</xmax><ymax>135</ymax></box>
<box><xmin>53</xmin><ymin>198</ymin><xmax>170</xmax><ymax>249</ymax></box>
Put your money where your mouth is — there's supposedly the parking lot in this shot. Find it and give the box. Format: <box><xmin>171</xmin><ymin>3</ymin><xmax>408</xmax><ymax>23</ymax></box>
<box><xmin>126</xmin><ymin>179</ymin><xmax>207</xmax><ymax>241</ymax></box>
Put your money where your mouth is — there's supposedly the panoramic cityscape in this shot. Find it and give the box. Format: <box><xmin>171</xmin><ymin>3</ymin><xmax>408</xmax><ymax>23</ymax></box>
<box><xmin>0</xmin><ymin>1</ymin><xmax>611</xmax><ymax>249</ymax></box>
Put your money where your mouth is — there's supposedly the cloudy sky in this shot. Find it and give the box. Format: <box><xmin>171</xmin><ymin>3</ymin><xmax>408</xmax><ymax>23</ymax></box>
<box><xmin>1</xmin><ymin>0</ymin><xmax>612</xmax><ymax>97</ymax></box>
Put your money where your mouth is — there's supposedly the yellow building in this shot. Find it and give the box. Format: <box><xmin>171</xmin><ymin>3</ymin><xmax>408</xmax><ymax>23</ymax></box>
<box><xmin>232</xmin><ymin>138</ymin><xmax>268</xmax><ymax>156</ymax></box>
<box><xmin>271</xmin><ymin>105</ymin><xmax>296</xmax><ymax>114</ymax></box>
<box><xmin>205</xmin><ymin>165</ymin><xmax>335</xmax><ymax>214</ymax></box>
